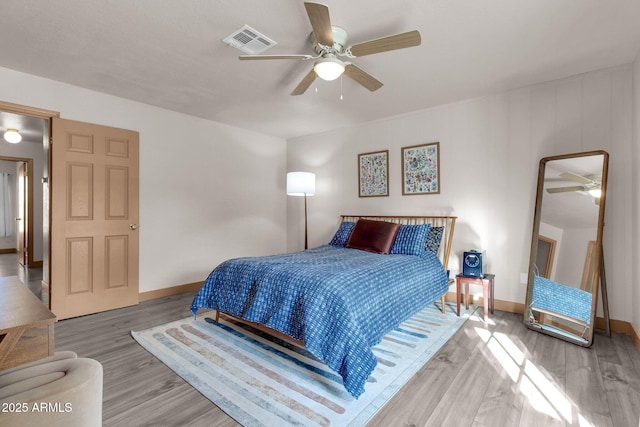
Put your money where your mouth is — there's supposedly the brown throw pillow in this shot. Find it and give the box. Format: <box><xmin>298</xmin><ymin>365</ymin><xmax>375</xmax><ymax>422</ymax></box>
<box><xmin>345</xmin><ymin>219</ymin><xmax>401</xmax><ymax>254</ymax></box>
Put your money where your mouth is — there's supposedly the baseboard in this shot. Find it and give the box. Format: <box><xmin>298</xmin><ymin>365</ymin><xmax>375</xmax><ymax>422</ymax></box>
<box><xmin>594</xmin><ymin>316</ymin><xmax>633</xmax><ymax>335</ymax></box>
<box><xmin>630</xmin><ymin>324</ymin><xmax>640</xmax><ymax>353</ymax></box>
<box><xmin>0</xmin><ymin>249</ymin><xmax>43</xmax><ymax>267</ymax></box>
<box><xmin>494</xmin><ymin>300</ymin><xmax>525</xmax><ymax>315</ymax></box>
<box><xmin>139</xmin><ymin>281</ymin><xmax>203</xmax><ymax>302</ymax></box>
<box><xmin>444</xmin><ymin>291</ymin><xmax>525</xmax><ymax>315</ymax></box>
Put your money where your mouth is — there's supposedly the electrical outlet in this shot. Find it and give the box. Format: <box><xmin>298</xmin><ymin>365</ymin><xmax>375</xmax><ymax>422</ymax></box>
<box><xmin>520</xmin><ymin>273</ymin><xmax>528</xmax><ymax>284</ymax></box>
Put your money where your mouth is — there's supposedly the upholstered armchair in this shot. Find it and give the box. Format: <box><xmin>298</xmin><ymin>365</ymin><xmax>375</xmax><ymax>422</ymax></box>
<box><xmin>0</xmin><ymin>351</ymin><xmax>103</xmax><ymax>427</ymax></box>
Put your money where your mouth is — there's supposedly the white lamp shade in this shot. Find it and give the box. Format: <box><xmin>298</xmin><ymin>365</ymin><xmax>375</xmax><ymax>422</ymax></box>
<box><xmin>287</xmin><ymin>172</ymin><xmax>315</xmax><ymax>196</ymax></box>
<box><xmin>3</xmin><ymin>129</ymin><xmax>22</xmax><ymax>144</ymax></box>
<box><xmin>314</xmin><ymin>58</ymin><xmax>345</xmax><ymax>81</ymax></box>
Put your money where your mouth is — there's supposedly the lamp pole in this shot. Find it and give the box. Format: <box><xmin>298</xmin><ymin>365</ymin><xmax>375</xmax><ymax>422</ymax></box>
<box><xmin>286</xmin><ymin>171</ymin><xmax>315</xmax><ymax>251</ymax></box>
<box><xmin>304</xmin><ymin>193</ymin><xmax>309</xmax><ymax>249</ymax></box>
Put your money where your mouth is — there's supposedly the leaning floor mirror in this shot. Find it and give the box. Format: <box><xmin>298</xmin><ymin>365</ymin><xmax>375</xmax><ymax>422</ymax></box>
<box><xmin>524</xmin><ymin>150</ymin><xmax>609</xmax><ymax>346</ymax></box>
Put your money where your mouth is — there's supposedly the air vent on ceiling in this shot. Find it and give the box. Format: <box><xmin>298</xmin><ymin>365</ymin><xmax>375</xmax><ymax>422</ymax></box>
<box><xmin>223</xmin><ymin>25</ymin><xmax>277</xmax><ymax>55</ymax></box>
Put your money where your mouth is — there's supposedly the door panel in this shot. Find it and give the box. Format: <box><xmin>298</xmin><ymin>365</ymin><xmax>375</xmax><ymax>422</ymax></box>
<box><xmin>67</xmin><ymin>162</ymin><xmax>93</xmax><ymax>220</ymax></box>
<box><xmin>106</xmin><ymin>166</ymin><xmax>128</xmax><ymax>219</ymax></box>
<box><xmin>66</xmin><ymin>237</ymin><xmax>92</xmax><ymax>294</ymax></box>
<box><xmin>105</xmin><ymin>235</ymin><xmax>128</xmax><ymax>289</ymax></box>
<box><xmin>51</xmin><ymin>118</ymin><xmax>139</xmax><ymax>319</ymax></box>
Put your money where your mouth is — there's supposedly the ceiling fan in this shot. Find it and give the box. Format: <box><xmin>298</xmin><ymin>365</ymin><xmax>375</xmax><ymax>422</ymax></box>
<box><xmin>546</xmin><ymin>171</ymin><xmax>602</xmax><ymax>199</ymax></box>
<box><xmin>239</xmin><ymin>2</ymin><xmax>421</xmax><ymax>95</ymax></box>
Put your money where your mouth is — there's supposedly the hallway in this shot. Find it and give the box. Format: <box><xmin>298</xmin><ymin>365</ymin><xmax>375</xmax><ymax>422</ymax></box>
<box><xmin>0</xmin><ymin>252</ymin><xmax>46</xmax><ymax>304</ymax></box>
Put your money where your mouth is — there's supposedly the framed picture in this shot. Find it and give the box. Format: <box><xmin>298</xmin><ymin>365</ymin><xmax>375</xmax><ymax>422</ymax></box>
<box><xmin>402</xmin><ymin>142</ymin><xmax>440</xmax><ymax>195</ymax></box>
<box><xmin>358</xmin><ymin>150</ymin><xmax>389</xmax><ymax>197</ymax></box>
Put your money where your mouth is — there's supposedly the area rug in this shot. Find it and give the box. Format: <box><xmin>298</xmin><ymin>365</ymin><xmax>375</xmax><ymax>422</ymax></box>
<box><xmin>131</xmin><ymin>303</ymin><xmax>475</xmax><ymax>427</ymax></box>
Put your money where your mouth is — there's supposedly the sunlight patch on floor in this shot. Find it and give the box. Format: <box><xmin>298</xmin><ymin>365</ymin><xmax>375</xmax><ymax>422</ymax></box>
<box><xmin>518</xmin><ymin>374</ymin><xmax>563</xmax><ymax>420</ymax></box>
<box><xmin>468</xmin><ymin>311</ymin><xmax>496</xmax><ymax>326</ymax></box>
<box><xmin>524</xmin><ymin>359</ymin><xmax>572</xmax><ymax>421</ymax></box>
<box><xmin>471</xmin><ymin>319</ymin><xmax>596</xmax><ymax>427</ymax></box>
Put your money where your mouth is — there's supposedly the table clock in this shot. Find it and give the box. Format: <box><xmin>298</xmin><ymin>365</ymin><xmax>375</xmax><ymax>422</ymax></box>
<box><xmin>463</xmin><ymin>250</ymin><xmax>484</xmax><ymax>277</ymax></box>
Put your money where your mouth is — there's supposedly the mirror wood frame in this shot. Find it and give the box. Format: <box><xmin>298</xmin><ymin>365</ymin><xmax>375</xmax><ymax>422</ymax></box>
<box><xmin>524</xmin><ymin>150</ymin><xmax>609</xmax><ymax>347</ymax></box>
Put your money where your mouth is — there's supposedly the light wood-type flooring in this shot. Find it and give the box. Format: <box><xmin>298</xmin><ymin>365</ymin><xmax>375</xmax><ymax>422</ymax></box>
<box><xmin>53</xmin><ymin>293</ymin><xmax>640</xmax><ymax>427</ymax></box>
<box><xmin>1</xmin><ymin>252</ymin><xmax>639</xmax><ymax>427</ymax></box>
<box><xmin>0</xmin><ymin>253</ymin><xmax>45</xmax><ymax>303</ymax></box>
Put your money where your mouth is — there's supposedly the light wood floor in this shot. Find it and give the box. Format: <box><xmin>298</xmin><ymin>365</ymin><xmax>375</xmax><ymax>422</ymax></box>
<box><xmin>2</xmin><ymin>252</ymin><xmax>637</xmax><ymax>425</ymax></box>
<box><xmin>50</xmin><ymin>291</ymin><xmax>640</xmax><ymax>427</ymax></box>
<box><xmin>0</xmin><ymin>253</ymin><xmax>45</xmax><ymax>303</ymax></box>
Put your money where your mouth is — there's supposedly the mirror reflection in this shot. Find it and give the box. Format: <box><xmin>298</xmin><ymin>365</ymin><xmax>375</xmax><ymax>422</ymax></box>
<box><xmin>524</xmin><ymin>150</ymin><xmax>608</xmax><ymax>346</ymax></box>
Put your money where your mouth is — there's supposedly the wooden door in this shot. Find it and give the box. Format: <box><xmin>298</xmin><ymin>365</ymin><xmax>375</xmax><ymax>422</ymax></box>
<box><xmin>535</xmin><ymin>235</ymin><xmax>556</xmax><ymax>279</ymax></box>
<box><xmin>17</xmin><ymin>162</ymin><xmax>28</xmax><ymax>266</ymax></box>
<box><xmin>51</xmin><ymin>118</ymin><xmax>139</xmax><ymax>319</ymax></box>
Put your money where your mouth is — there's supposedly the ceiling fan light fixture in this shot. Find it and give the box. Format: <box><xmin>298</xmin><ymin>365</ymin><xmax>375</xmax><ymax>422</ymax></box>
<box><xmin>588</xmin><ymin>188</ymin><xmax>601</xmax><ymax>198</ymax></box>
<box><xmin>314</xmin><ymin>57</ymin><xmax>345</xmax><ymax>81</ymax></box>
<box><xmin>3</xmin><ymin>129</ymin><xmax>22</xmax><ymax>144</ymax></box>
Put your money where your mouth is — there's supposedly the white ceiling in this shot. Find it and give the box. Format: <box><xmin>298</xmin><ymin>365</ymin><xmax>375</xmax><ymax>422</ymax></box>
<box><xmin>0</xmin><ymin>111</ymin><xmax>46</xmax><ymax>144</ymax></box>
<box><xmin>1</xmin><ymin>0</ymin><xmax>640</xmax><ymax>141</ymax></box>
<box><xmin>542</xmin><ymin>154</ymin><xmax>605</xmax><ymax>230</ymax></box>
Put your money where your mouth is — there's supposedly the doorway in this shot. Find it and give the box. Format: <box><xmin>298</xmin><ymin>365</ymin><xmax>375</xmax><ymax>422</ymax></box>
<box><xmin>0</xmin><ymin>101</ymin><xmax>140</xmax><ymax>319</ymax></box>
<box><xmin>0</xmin><ymin>101</ymin><xmax>55</xmax><ymax>303</ymax></box>
<box><xmin>536</xmin><ymin>235</ymin><xmax>557</xmax><ymax>279</ymax></box>
<box><xmin>0</xmin><ymin>156</ymin><xmax>44</xmax><ymax>302</ymax></box>
<box><xmin>0</xmin><ymin>157</ymin><xmax>34</xmax><ymax>266</ymax></box>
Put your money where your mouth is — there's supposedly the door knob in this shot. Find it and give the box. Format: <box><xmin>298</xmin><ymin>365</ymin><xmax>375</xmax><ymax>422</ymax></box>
<box><xmin>129</xmin><ymin>224</ymin><xmax>138</xmax><ymax>230</ymax></box>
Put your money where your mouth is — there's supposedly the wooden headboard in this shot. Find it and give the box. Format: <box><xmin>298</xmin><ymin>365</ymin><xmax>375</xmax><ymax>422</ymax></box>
<box><xmin>340</xmin><ymin>215</ymin><xmax>457</xmax><ymax>270</ymax></box>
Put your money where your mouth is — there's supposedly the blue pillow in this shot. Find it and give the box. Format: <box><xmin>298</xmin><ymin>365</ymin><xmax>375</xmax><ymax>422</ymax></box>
<box><xmin>390</xmin><ymin>223</ymin><xmax>431</xmax><ymax>256</ymax></box>
<box><xmin>425</xmin><ymin>226</ymin><xmax>444</xmax><ymax>255</ymax></box>
<box><xmin>329</xmin><ymin>221</ymin><xmax>355</xmax><ymax>247</ymax></box>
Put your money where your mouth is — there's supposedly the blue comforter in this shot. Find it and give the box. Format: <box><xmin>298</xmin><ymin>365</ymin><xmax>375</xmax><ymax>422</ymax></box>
<box><xmin>190</xmin><ymin>244</ymin><xmax>448</xmax><ymax>398</ymax></box>
<box><xmin>531</xmin><ymin>276</ymin><xmax>592</xmax><ymax>325</ymax></box>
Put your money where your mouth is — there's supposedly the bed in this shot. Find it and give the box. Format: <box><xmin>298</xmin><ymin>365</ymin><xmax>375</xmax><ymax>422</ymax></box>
<box><xmin>190</xmin><ymin>214</ymin><xmax>456</xmax><ymax>398</ymax></box>
<box><xmin>530</xmin><ymin>275</ymin><xmax>593</xmax><ymax>327</ymax></box>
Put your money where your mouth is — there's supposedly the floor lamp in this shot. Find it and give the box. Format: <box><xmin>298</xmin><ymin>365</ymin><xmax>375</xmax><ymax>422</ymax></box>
<box><xmin>287</xmin><ymin>172</ymin><xmax>315</xmax><ymax>249</ymax></box>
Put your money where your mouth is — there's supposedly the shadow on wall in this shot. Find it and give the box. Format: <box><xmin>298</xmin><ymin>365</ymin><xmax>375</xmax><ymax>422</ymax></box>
<box><xmin>452</xmin><ymin>221</ymin><xmax>481</xmax><ymax>274</ymax></box>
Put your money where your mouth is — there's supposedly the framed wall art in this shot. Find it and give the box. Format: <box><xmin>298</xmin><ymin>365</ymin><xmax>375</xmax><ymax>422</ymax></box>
<box><xmin>401</xmin><ymin>142</ymin><xmax>440</xmax><ymax>195</ymax></box>
<box><xmin>358</xmin><ymin>150</ymin><xmax>389</xmax><ymax>197</ymax></box>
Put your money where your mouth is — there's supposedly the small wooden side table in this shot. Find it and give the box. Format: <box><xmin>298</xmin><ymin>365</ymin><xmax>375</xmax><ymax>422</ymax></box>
<box><xmin>456</xmin><ymin>273</ymin><xmax>495</xmax><ymax>320</ymax></box>
<box><xmin>0</xmin><ymin>276</ymin><xmax>57</xmax><ymax>370</ymax></box>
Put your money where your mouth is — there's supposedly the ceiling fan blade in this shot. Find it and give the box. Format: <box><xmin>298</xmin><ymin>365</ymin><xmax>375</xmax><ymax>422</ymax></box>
<box><xmin>343</xmin><ymin>64</ymin><xmax>383</xmax><ymax>92</ymax></box>
<box><xmin>349</xmin><ymin>30</ymin><xmax>421</xmax><ymax>57</ymax></box>
<box><xmin>560</xmin><ymin>171</ymin><xmax>592</xmax><ymax>185</ymax></box>
<box><xmin>291</xmin><ymin>69</ymin><xmax>317</xmax><ymax>96</ymax></box>
<box><xmin>546</xmin><ymin>185</ymin><xmax>585</xmax><ymax>194</ymax></box>
<box><xmin>304</xmin><ymin>2</ymin><xmax>334</xmax><ymax>46</ymax></box>
<box><xmin>239</xmin><ymin>54</ymin><xmax>312</xmax><ymax>61</ymax></box>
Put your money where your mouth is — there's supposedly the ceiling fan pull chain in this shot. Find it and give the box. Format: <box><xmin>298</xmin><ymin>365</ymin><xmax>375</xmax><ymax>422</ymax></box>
<box><xmin>340</xmin><ymin>75</ymin><xmax>344</xmax><ymax>100</ymax></box>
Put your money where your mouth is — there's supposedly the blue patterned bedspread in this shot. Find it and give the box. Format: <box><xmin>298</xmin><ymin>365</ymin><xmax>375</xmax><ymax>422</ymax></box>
<box><xmin>191</xmin><ymin>244</ymin><xmax>448</xmax><ymax>398</ymax></box>
<box><xmin>531</xmin><ymin>276</ymin><xmax>592</xmax><ymax>324</ymax></box>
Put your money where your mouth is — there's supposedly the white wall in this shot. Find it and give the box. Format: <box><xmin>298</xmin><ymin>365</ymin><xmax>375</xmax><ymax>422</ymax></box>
<box><xmin>288</xmin><ymin>65</ymin><xmax>634</xmax><ymax>323</ymax></box>
<box><xmin>554</xmin><ymin>227</ymin><xmax>597</xmax><ymax>288</ymax></box>
<box><xmin>1</xmin><ymin>63</ymin><xmax>635</xmax><ymax>325</ymax></box>
<box><xmin>0</xmin><ymin>142</ymin><xmax>45</xmax><ymax>260</ymax></box>
<box><xmin>0</xmin><ymin>67</ymin><xmax>288</xmax><ymax>293</ymax></box>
